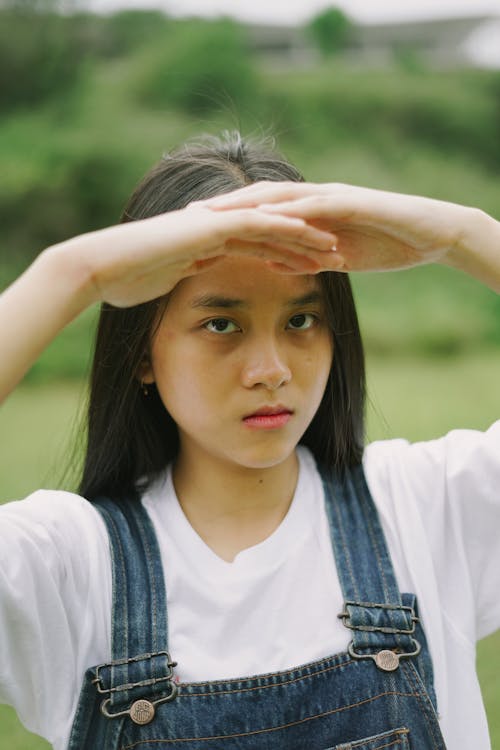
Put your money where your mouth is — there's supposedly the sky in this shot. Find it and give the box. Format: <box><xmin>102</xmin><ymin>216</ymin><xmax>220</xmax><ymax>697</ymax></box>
<box><xmin>85</xmin><ymin>0</ymin><xmax>500</xmax><ymax>25</ymax></box>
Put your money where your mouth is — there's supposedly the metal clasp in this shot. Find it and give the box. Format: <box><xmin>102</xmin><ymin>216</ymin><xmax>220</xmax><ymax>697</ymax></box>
<box><xmin>92</xmin><ymin>650</ymin><xmax>178</xmax><ymax>724</ymax></box>
<box><xmin>99</xmin><ymin>682</ymin><xmax>178</xmax><ymax>724</ymax></box>
<box><xmin>348</xmin><ymin>638</ymin><xmax>421</xmax><ymax>672</ymax></box>
<box><xmin>338</xmin><ymin>601</ymin><xmax>419</xmax><ymax>635</ymax></box>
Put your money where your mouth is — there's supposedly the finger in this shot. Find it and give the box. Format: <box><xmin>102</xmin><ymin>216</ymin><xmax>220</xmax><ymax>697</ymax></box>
<box><xmin>223</xmin><ymin>239</ymin><xmax>329</xmax><ymax>272</ymax></box>
<box><xmin>226</xmin><ymin>239</ymin><xmax>345</xmax><ymax>273</ymax></box>
<box><xmin>263</xmin><ymin>255</ymin><xmax>347</xmax><ymax>275</ymax></box>
<box><xmin>192</xmin><ymin>256</ymin><xmax>226</xmax><ymax>272</ymax></box>
<box><xmin>204</xmin><ymin>181</ymin><xmax>321</xmax><ymax>210</ymax></box>
<box><xmin>219</xmin><ymin>209</ymin><xmax>338</xmax><ymax>251</ymax></box>
<box><xmin>259</xmin><ymin>240</ymin><xmax>345</xmax><ymax>271</ymax></box>
<box><xmin>258</xmin><ymin>190</ymin><xmax>404</xmax><ymax>226</ymax></box>
<box><xmin>263</xmin><ymin>260</ymin><xmax>298</xmax><ymax>273</ymax></box>
<box><xmin>259</xmin><ymin>196</ymin><xmax>345</xmax><ymax>220</ymax></box>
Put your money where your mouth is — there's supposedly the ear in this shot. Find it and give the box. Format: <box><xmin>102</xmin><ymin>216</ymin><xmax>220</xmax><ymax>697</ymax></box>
<box><xmin>136</xmin><ymin>357</ymin><xmax>155</xmax><ymax>385</ymax></box>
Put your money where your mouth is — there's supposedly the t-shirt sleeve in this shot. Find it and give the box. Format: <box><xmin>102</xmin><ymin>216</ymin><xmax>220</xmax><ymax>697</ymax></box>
<box><xmin>364</xmin><ymin>420</ymin><xmax>500</xmax><ymax>643</ymax></box>
<box><xmin>0</xmin><ymin>490</ymin><xmax>111</xmax><ymax>745</ymax></box>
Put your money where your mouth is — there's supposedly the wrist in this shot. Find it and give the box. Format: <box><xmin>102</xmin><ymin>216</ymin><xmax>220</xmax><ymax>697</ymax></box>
<box><xmin>442</xmin><ymin>207</ymin><xmax>500</xmax><ymax>293</ymax></box>
<box><xmin>37</xmin><ymin>238</ymin><xmax>101</xmax><ymax>314</ymax></box>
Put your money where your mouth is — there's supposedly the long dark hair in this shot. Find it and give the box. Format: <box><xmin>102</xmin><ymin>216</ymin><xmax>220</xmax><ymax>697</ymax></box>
<box><xmin>79</xmin><ymin>131</ymin><xmax>365</xmax><ymax>500</ymax></box>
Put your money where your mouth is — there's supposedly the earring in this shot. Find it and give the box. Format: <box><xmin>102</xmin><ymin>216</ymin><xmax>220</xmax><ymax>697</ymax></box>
<box><xmin>141</xmin><ymin>381</ymin><xmax>149</xmax><ymax>397</ymax></box>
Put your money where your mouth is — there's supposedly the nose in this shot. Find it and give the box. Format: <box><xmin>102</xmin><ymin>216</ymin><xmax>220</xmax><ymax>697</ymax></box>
<box><xmin>241</xmin><ymin>337</ymin><xmax>292</xmax><ymax>391</ymax></box>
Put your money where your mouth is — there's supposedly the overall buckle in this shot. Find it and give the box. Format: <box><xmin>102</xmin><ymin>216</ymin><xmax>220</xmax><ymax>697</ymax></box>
<box><xmin>92</xmin><ymin>650</ymin><xmax>178</xmax><ymax>725</ymax></box>
<box><xmin>339</xmin><ymin>600</ymin><xmax>421</xmax><ymax>672</ymax></box>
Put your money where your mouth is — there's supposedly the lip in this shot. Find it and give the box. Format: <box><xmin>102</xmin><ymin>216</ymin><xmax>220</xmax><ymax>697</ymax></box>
<box><xmin>243</xmin><ymin>405</ymin><xmax>293</xmax><ymax>418</ymax></box>
<box><xmin>242</xmin><ymin>405</ymin><xmax>293</xmax><ymax>430</ymax></box>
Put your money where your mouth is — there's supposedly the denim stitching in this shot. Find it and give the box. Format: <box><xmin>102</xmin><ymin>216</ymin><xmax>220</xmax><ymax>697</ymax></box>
<box><xmin>342</xmin><ymin>726</ymin><xmax>409</xmax><ymax>748</ymax></box>
<box><xmin>103</xmin><ymin>506</ymin><xmax>129</xmax><ymax>688</ymax></box>
<box><xmin>366</xmin><ymin>739</ymin><xmax>406</xmax><ymax>750</ymax></box>
<box><xmin>179</xmin><ymin>651</ymin><xmax>352</xmax><ymax>689</ymax></box>
<box><xmin>330</xmin><ymin>478</ymin><xmax>361</xmax><ymax>601</ymax></box>
<box><xmin>179</xmin><ymin>658</ymin><xmax>356</xmax><ymax>697</ymax></box>
<box><xmin>401</xmin><ymin>661</ymin><xmax>444</xmax><ymax>749</ymax></box>
<box><xmin>347</xmin><ymin>738</ymin><xmax>408</xmax><ymax>750</ymax></box>
<box><xmin>119</xmin><ymin>690</ymin><xmax>421</xmax><ymax>747</ymax></box>
<box><xmin>356</xmin><ymin>471</ymin><xmax>392</xmax><ymax>604</ymax></box>
<box><xmin>134</xmin><ymin>508</ymin><xmax>159</xmax><ymax>653</ymax></box>
<box><xmin>355</xmin><ymin>471</ymin><xmax>408</xmax><ymax>651</ymax></box>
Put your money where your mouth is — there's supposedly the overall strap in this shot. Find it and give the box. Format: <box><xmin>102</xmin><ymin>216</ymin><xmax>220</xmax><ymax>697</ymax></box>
<box><xmin>91</xmin><ymin>496</ymin><xmax>177</xmax><ymax>722</ymax></box>
<box><xmin>321</xmin><ymin>464</ymin><xmax>420</xmax><ymax>669</ymax></box>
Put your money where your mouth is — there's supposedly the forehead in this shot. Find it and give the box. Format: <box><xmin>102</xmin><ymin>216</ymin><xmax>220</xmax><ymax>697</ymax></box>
<box><xmin>169</xmin><ymin>257</ymin><xmax>322</xmax><ymax>310</ymax></box>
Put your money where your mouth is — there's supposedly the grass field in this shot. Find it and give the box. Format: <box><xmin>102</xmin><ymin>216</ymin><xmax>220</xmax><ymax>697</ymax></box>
<box><xmin>1</xmin><ymin>353</ymin><xmax>500</xmax><ymax>747</ymax></box>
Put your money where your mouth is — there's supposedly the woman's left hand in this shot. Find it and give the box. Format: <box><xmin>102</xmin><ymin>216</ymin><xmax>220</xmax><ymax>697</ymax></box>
<box><xmin>203</xmin><ymin>181</ymin><xmax>500</xmax><ymax>291</ymax></box>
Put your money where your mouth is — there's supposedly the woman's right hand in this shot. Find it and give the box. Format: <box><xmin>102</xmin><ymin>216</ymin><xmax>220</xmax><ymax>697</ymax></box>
<box><xmin>62</xmin><ymin>202</ymin><xmax>341</xmax><ymax>309</ymax></box>
<box><xmin>0</xmin><ymin>201</ymin><xmax>339</xmax><ymax>402</ymax></box>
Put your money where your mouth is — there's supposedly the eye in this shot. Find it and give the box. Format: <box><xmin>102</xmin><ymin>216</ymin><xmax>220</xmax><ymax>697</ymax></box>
<box><xmin>203</xmin><ymin>318</ymin><xmax>240</xmax><ymax>334</ymax></box>
<box><xmin>287</xmin><ymin>313</ymin><xmax>317</xmax><ymax>331</ymax></box>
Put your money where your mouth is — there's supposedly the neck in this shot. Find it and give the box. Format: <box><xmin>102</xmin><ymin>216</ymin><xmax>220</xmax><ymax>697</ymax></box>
<box><xmin>172</xmin><ymin>449</ymin><xmax>299</xmax><ymax>562</ymax></box>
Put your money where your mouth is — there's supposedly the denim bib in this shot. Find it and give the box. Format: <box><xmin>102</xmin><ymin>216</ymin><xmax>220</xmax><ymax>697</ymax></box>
<box><xmin>69</xmin><ymin>464</ymin><xmax>446</xmax><ymax>749</ymax></box>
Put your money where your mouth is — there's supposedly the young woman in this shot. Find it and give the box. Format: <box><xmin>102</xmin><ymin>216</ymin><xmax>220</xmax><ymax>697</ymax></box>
<box><xmin>1</xmin><ymin>131</ymin><xmax>499</xmax><ymax>750</ymax></box>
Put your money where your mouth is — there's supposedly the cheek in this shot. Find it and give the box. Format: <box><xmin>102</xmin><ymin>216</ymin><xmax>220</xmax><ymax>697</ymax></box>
<box><xmin>151</xmin><ymin>335</ymin><xmax>226</xmax><ymax>421</ymax></box>
<box><xmin>302</xmin><ymin>335</ymin><xmax>333</xmax><ymax>380</ymax></box>
<box><xmin>304</xmin><ymin>339</ymin><xmax>333</xmax><ymax>408</ymax></box>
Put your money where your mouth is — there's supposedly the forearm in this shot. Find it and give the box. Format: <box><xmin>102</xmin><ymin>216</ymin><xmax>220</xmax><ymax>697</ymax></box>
<box><xmin>0</xmin><ymin>244</ymin><xmax>97</xmax><ymax>404</ymax></box>
<box><xmin>443</xmin><ymin>207</ymin><xmax>500</xmax><ymax>293</ymax></box>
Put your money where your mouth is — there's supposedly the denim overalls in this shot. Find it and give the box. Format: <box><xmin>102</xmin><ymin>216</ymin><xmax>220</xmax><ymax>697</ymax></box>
<box><xmin>69</xmin><ymin>463</ymin><xmax>447</xmax><ymax>749</ymax></box>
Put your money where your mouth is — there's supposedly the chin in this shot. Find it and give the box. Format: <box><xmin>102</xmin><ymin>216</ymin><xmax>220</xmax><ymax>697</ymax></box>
<box><xmin>227</xmin><ymin>444</ymin><xmax>298</xmax><ymax>471</ymax></box>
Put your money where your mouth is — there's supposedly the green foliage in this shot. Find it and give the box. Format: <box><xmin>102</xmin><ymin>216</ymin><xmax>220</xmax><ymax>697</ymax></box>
<box><xmin>0</xmin><ymin>1</ymin><xmax>88</xmax><ymax>112</ymax></box>
<box><xmin>0</xmin><ymin>147</ymin><xmax>140</xmax><ymax>275</ymax></box>
<box><xmin>306</xmin><ymin>6</ymin><xmax>352</xmax><ymax>57</ymax></box>
<box><xmin>0</xmin><ymin>12</ymin><xmax>499</xmax><ymax>372</ymax></box>
<box><xmin>259</xmin><ymin>65</ymin><xmax>500</xmax><ymax>174</ymax></box>
<box><xmin>133</xmin><ymin>18</ymin><xmax>258</xmax><ymax>115</ymax></box>
<box><xmin>92</xmin><ymin>10</ymin><xmax>172</xmax><ymax>58</ymax></box>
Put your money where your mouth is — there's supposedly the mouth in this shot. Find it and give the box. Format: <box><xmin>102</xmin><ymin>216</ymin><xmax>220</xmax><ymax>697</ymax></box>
<box><xmin>242</xmin><ymin>406</ymin><xmax>294</xmax><ymax>430</ymax></box>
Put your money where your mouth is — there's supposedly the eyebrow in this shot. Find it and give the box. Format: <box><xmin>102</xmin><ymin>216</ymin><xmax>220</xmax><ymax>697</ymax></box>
<box><xmin>190</xmin><ymin>291</ymin><xmax>323</xmax><ymax>310</ymax></box>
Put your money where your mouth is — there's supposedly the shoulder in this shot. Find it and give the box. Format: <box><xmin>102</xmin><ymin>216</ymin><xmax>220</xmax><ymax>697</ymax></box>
<box><xmin>1</xmin><ymin>487</ymin><xmax>106</xmax><ymax>531</ymax></box>
<box><xmin>0</xmin><ymin>489</ymin><xmax>110</xmax><ymax>572</ymax></box>
<box><xmin>363</xmin><ymin>420</ymin><xmax>500</xmax><ymax>510</ymax></box>
<box><xmin>0</xmin><ymin>490</ymin><xmax>113</xmax><ymax>743</ymax></box>
<box><xmin>362</xmin><ymin>421</ymin><xmax>500</xmax><ymax>640</ymax></box>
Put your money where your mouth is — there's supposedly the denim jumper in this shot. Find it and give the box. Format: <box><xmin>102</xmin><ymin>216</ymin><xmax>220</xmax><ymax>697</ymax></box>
<box><xmin>69</xmin><ymin>463</ymin><xmax>447</xmax><ymax>749</ymax></box>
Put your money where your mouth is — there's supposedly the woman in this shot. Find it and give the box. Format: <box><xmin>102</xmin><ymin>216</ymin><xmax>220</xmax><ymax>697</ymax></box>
<box><xmin>1</xmin><ymin>131</ymin><xmax>499</xmax><ymax>749</ymax></box>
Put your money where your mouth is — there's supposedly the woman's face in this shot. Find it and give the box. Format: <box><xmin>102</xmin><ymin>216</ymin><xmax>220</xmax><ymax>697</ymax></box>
<box><xmin>144</xmin><ymin>257</ymin><xmax>333</xmax><ymax>473</ymax></box>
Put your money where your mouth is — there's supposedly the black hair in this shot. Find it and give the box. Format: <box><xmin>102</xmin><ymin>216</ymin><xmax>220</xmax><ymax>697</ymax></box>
<box><xmin>79</xmin><ymin>130</ymin><xmax>365</xmax><ymax>499</ymax></box>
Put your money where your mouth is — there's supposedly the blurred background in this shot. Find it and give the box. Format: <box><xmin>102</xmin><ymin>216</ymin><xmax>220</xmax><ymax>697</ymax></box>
<box><xmin>1</xmin><ymin>0</ymin><xmax>499</xmax><ymax>746</ymax></box>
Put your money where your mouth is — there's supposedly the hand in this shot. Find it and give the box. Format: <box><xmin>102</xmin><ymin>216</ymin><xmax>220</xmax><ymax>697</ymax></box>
<box><xmin>0</xmin><ymin>199</ymin><xmax>341</xmax><ymax>402</ymax></box>
<box><xmin>66</xmin><ymin>202</ymin><xmax>341</xmax><ymax>308</ymax></box>
<box><xmin>205</xmin><ymin>181</ymin><xmax>489</xmax><ymax>275</ymax></box>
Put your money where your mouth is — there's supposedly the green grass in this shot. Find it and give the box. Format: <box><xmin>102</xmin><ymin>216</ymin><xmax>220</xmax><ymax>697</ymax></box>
<box><xmin>1</xmin><ymin>351</ymin><xmax>500</xmax><ymax>747</ymax></box>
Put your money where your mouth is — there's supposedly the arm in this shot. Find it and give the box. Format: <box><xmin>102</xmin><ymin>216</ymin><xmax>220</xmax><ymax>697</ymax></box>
<box><xmin>441</xmin><ymin>206</ymin><xmax>500</xmax><ymax>292</ymax></box>
<box><xmin>0</xmin><ymin>245</ymin><xmax>95</xmax><ymax>404</ymax></box>
<box><xmin>205</xmin><ymin>183</ymin><xmax>500</xmax><ymax>292</ymax></box>
<box><xmin>0</xmin><ymin>204</ymin><xmax>339</xmax><ymax>404</ymax></box>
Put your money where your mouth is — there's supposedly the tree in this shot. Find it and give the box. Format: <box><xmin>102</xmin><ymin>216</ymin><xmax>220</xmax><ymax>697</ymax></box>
<box><xmin>136</xmin><ymin>19</ymin><xmax>258</xmax><ymax>116</ymax></box>
<box><xmin>307</xmin><ymin>6</ymin><xmax>352</xmax><ymax>58</ymax></box>
<box><xmin>0</xmin><ymin>0</ymin><xmax>87</xmax><ymax>112</ymax></box>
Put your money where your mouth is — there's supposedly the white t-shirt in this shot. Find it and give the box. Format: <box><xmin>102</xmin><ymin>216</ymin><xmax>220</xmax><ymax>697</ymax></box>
<box><xmin>1</xmin><ymin>422</ymin><xmax>499</xmax><ymax>750</ymax></box>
